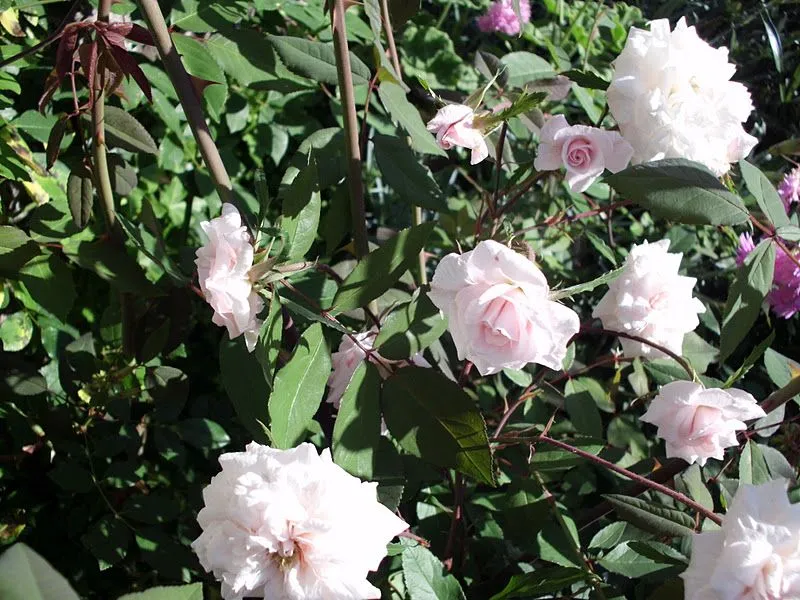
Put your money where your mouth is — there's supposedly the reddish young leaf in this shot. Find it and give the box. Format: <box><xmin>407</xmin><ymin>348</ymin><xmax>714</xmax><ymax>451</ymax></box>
<box><xmin>46</xmin><ymin>116</ymin><xmax>69</xmax><ymax>170</ymax></box>
<box><xmin>78</xmin><ymin>41</ymin><xmax>99</xmax><ymax>102</ymax></box>
<box><xmin>108</xmin><ymin>45</ymin><xmax>152</xmax><ymax>102</ymax></box>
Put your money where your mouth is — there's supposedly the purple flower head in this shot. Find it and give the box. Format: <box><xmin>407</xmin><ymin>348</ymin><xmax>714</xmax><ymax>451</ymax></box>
<box><xmin>769</xmin><ymin>245</ymin><xmax>800</xmax><ymax>319</ymax></box>
<box><xmin>778</xmin><ymin>167</ymin><xmax>800</xmax><ymax>213</ymax></box>
<box><xmin>477</xmin><ymin>0</ymin><xmax>531</xmax><ymax>35</ymax></box>
<box><xmin>734</xmin><ymin>232</ymin><xmax>800</xmax><ymax>319</ymax></box>
<box><xmin>736</xmin><ymin>232</ymin><xmax>756</xmax><ymax>267</ymax></box>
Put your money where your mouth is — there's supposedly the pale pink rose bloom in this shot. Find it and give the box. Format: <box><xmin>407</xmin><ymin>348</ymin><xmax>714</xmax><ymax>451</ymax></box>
<box><xmin>592</xmin><ymin>239</ymin><xmax>705</xmax><ymax>358</ymax></box>
<box><xmin>429</xmin><ymin>240</ymin><xmax>580</xmax><ymax>375</ymax></box>
<box><xmin>426</xmin><ymin>104</ymin><xmax>489</xmax><ymax>165</ymax></box>
<box><xmin>683</xmin><ymin>480</ymin><xmax>800</xmax><ymax>599</ymax></box>
<box><xmin>195</xmin><ymin>204</ymin><xmax>263</xmax><ymax>352</ymax></box>
<box><xmin>192</xmin><ymin>442</ymin><xmax>408</xmax><ymax>600</ymax></box>
<box><xmin>327</xmin><ymin>329</ymin><xmax>430</xmax><ymax>408</ymax></box>
<box><xmin>534</xmin><ymin>115</ymin><xmax>634</xmax><ymax>192</ymax></box>
<box><xmin>641</xmin><ymin>381</ymin><xmax>764</xmax><ymax>466</ymax></box>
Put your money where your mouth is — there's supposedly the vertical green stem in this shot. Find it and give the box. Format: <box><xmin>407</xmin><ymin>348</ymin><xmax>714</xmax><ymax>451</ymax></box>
<box><xmin>136</xmin><ymin>0</ymin><xmax>238</xmax><ymax>217</ymax></box>
<box><xmin>380</xmin><ymin>0</ymin><xmax>402</xmax><ymax>79</ymax></box>
<box><xmin>331</xmin><ymin>0</ymin><xmax>369</xmax><ymax>260</ymax></box>
<box><xmin>93</xmin><ymin>0</ymin><xmax>134</xmax><ymax>357</ymax></box>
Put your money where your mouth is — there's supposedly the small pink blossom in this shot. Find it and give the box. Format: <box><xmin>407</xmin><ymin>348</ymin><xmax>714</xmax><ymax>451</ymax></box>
<box><xmin>534</xmin><ymin>115</ymin><xmax>634</xmax><ymax>192</ymax></box>
<box><xmin>641</xmin><ymin>381</ymin><xmax>765</xmax><ymax>466</ymax></box>
<box><xmin>426</xmin><ymin>104</ymin><xmax>489</xmax><ymax>165</ymax></box>
<box><xmin>778</xmin><ymin>166</ymin><xmax>800</xmax><ymax>212</ymax></box>
<box><xmin>477</xmin><ymin>0</ymin><xmax>531</xmax><ymax>35</ymax></box>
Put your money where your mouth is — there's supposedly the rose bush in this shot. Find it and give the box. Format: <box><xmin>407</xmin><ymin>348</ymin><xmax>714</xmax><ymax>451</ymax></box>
<box><xmin>0</xmin><ymin>1</ymin><xmax>799</xmax><ymax>600</ymax></box>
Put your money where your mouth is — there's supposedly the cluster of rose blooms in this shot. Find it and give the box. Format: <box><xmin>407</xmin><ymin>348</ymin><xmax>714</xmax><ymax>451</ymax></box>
<box><xmin>189</xmin><ymin>18</ymin><xmax>800</xmax><ymax>600</ymax></box>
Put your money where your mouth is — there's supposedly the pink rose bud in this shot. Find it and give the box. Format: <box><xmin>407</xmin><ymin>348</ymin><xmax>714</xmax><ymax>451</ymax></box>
<box><xmin>426</xmin><ymin>104</ymin><xmax>490</xmax><ymax>165</ymax></box>
<box><xmin>429</xmin><ymin>240</ymin><xmax>579</xmax><ymax>375</ymax></box>
<box><xmin>641</xmin><ymin>381</ymin><xmax>765</xmax><ymax>466</ymax></box>
<box><xmin>195</xmin><ymin>203</ymin><xmax>263</xmax><ymax>352</ymax></box>
<box><xmin>534</xmin><ymin>115</ymin><xmax>634</xmax><ymax>192</ymax></box>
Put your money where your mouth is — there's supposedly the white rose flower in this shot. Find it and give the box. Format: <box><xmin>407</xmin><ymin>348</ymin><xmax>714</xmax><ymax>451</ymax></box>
<box><xmin>195</xmin><ymin>204</ymin><xmax>263</xmax><ymax>352</ymax></box>
<box><xmin>607</xmin><ymin>17</ymin><xmax>757</xmax><ymax>176</ymax></box>
<box><xmin>327</xmin><ymin>328</ymin><xmax>430</xmax><ymax>408</ymax></box>
<box><xmin>683</xmin><ymin>479</ymin><xmax>800</xmax><ymax>599</ymax></box>
<box><xmin>429</xmin><ymin>240</ymin><xmax>580</xmax><ymax>375</ymax></box>
<box><xmin>592</xmin><ymin>239</ymin><xmax>705</xmax><ymax>358</ymax></box>
<box><xmin>641</xmin><ymin>381</ymin><xmax>765</xmax><ymax>465</ymax></box>
<box><xmin>192</xmin><ymin>442</ymin><xmax>409</xmax><ymax>600</ymax></box>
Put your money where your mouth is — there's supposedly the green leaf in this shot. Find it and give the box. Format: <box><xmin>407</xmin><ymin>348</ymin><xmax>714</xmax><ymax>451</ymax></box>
<box><xmin>474</xmin><ymin>50</ymin><xmax>508</xmax><ymax>88</ymax></box>
<box><xmin>102</xmin><ymin>106</ymin><xmax>158</xmax><ymax>154</ymax></box>
<box><xmin>13</xmin><ymin>110</ymin><xmax>57</xmax><ymax>143</ymax></box>
<box><xmin>529</xmin><ymin>436</ymin><xmax>604</xmax><ymax>471</ymax></box>
<box><xmin>117</xmin><ymin>212</ymin><xmax>188</xmax><ymax>285</ymax></box>
<box><xmin>0</xmin><ymin>543</ymin><xmax>80</xmax><ymax>600</ymax></box>
<box><xmin>550</xmin><ymin>267</ymin><xmax>622</xmax><ymax>300</ymax></box>
<box><xmin>268</xmin><ymin>35</ymin><xmax>371</xmax><ymax>86</ymax></box>
<box><xmin>599</xmin><ymin>541</ymin><xmax>685</xmax><ymax>578</ymax></box>
<box><xmin>331</xmin><ymin>222</ymin><xmax>434</xmax><ymax>312</ymax></box>
<box><xmin>500</xmin><ymin>52</ymin><xmax>555</xmax><ymax>88</ymax></box>
<box><xmin>720</xmin><ymin>239</ymin><xmax>775</xmax><ymax>360</ymax></box>
<box><xmin>67</xmin><ymin>169</ymin><xmax>93</xmax><ymax>230</ymax></box>
<box><xmin>220</xmin><ymin>336</ymin><xmax>271</xmax><ymax>443</ymax></box>
<box><xmin>18</xmin><ymin>252</ymin><xmax>75</xmax><ymax>321</ymax></box>
<box><xmin>606</xmin><ymin>159</ymin><xmax>749</xmax><ymax>226</ymax></box>
<box><xmin>586</xmin><ymin>231</ymin><xmax>617</xmax><ymax>266</ymax></box>
<box><xmin>776</xmin><ymin>225</ymin><xmax>800</xmax><ymax>242</ymax></box>
<box><xmin>374</xmin><ymin>290</ymin><xmax>446</xmax><ymax>359</ymax></box>
<box><xmin>382</xmin><ymin>366</ymin><xmax>495</xmax><ymax>485</ymax></box>
<box><xmin>603</xmin><ymin>494</ymin><xmax>695</xmax><ymax>538</ymax></box>
<box><xmin>682</xmin><ymin>331</ymin><xmax>718</xmax><ymax>374</ymax></box>
<box><xmin>269</xmin><ymin>323</ymin><xmax>331</xmax><ymax>449</ymax></box>
<box><xmin>490</xmin><ymin>567</ymin><xmax>586</xmax><ymax>600</ymax></box>
<box><xmin>739</xmin><ymin>160</ymin><xmax>790</xmax><ymax>228</ymax></box>
<box><xmin>171</xmin><ymin>33</ymin><xmax>228</xmax><ymax>122</ymax></box>
<box><xmin>377</xmin><ymin>82</ymin><xmax>445</xmax><ymax>156</ymax></box>
<box><xmin>48</xmin><ymin>462</ymin><xmax>93</xmax><ymax>493</ymax></box>
<box><xmin>739</xmin><ymin>440</ymin><xmax>771</xmax><ymax>485</ymax></box>
<box><xmin>117</xmin><ymin>585</ymin><xmax>204</xmax><ymax>600</ymax></box>
<box><xmin>171</xmin><ymin>0</ymin><xmax>244</xmax><ymax>32</ymax></box>
<box><xmin>280</xmin><ymin>161</ymin><xmax>321</xmax><ymax>260</ymax></box>
<box><xmin>0</xmin><ymin>311</ymin><xmax>33</xmax><ymax>352</ymax></box>
<box><xmin>67</xmin><ymin>239</ymin><xmax>156</xmax><ymax>296</ymax></box>
<box><xmin>676</xmin><ymin>464</ymin><xmax>714</xmax><ymax>511</ymax></box>
<box><xmin>0</xmin><ymin>225</ymin><xmax>39</xmax><ymax>274</ymax></box>
<box><xmin>564</xmin><ymin>380</ymin><xmax>603</xmax><ymax>437</ymax></box>
<box><xmin>561</xmin><ymin>69</ymin><xmax>609</xmax><ymax>90</ymax></box>
<box><xmin>332</xmin><ymin>362</ymin><xmax>382</xmax><ymax>479</ymax></box>
<box><xmin>402</xmin><ymin>545</ymin><xmax>467</xmax><ymax>600</ymax></box>
<box><xmin>206</xmin><ymin>30</ymin><xmax>277</xmax><ymax>86</ymax></box>
<box><xmin>81</xmin><ymin>516</ymin><xmax>130</xmax><ymax>569</ymax></box>
<box><xmin>373</xmin><ymin>134</ymin><xmax>446</xmax><ymax>211</ymax></box>
<box><xmin>176</xmin><ymin>418</ymin><xmax>230</xmax><ymax>450</ymax></box>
